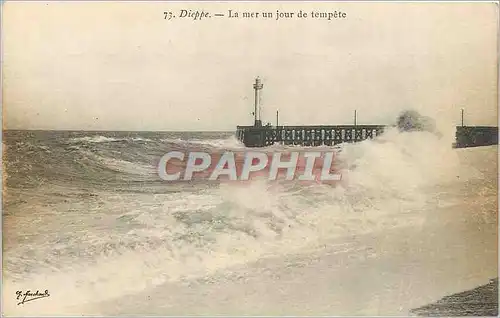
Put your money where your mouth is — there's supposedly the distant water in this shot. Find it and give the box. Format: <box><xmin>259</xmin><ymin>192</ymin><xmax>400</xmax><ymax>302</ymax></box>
<box><xmin>2</xmin><ymin>129</ymin><xmax>493</xmax><ymax>314</ymax></box>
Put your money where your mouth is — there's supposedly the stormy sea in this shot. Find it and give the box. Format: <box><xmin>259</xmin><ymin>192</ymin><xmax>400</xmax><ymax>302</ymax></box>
<box><xmin>2</xmin><ymin>128</ymin><xmax>497</xmax><ymax>316</ymax></box>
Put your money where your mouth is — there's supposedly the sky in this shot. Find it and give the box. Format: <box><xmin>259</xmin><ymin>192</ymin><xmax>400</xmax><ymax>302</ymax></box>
<box><xmin>2</xmin><ymin>1</ymin><xmax>498</xmax><ymax>131</ymax></box>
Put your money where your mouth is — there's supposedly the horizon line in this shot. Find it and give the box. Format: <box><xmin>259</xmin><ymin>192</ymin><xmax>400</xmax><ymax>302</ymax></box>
<box><xmin>2</xmin><ymin>129</ymin><xmax>236</xmax><ymax>133</ymax></box>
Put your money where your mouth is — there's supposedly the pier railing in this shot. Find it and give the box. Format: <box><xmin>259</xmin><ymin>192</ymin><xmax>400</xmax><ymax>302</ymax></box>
<box><xmin>236</xmin><ymin>125</ymin><xmax>386</xmax><ymax>147</ymax></box>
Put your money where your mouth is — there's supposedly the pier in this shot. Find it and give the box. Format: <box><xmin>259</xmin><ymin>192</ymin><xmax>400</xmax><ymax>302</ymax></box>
<box><xmin>236</xmin><ymin>78</ymin><xmax>498</xmax><ymax>148</ymax></box>
<box><xmin>455</xmin><ymin>126</ymin><xmax>498</xmax><ymax>148</ymax></box>
<box><xmin>236</xmin><ymin>124</ymin><xmax>385</xmax><ymax>147</ymax></box>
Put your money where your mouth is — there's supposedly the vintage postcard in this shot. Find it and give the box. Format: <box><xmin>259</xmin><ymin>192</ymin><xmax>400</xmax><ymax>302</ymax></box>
<box><xmin>2</xmin><ymin>1</ymin><xmax>498</xmax><ymax>316</ymax></box>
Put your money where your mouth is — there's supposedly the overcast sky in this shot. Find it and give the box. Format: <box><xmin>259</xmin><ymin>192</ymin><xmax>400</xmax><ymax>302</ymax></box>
<box><xmin>3</xmin><ymin>1</ymin><xmax>498</xmax><ymax>131</ymax></box>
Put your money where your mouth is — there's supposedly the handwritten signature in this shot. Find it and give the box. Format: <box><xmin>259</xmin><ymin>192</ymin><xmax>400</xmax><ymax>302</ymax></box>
<box><xmin>16</xmin><ymin>290</ymin><xmax>50</xmax><ymax>305</ymax></box>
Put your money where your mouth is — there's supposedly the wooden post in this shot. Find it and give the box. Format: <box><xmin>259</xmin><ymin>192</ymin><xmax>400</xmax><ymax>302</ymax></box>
<box><xmin>354</xmin><ymin>110</ymin><xmax>357</xmax><ymax>126</ymax></box>
<box><xmin>276</xmin><ymin>110</ymin><xmax>279</xmax><ymax>127</ymax></box>
<box><xmin>461</xmin><ymin>109</ymin><xmax>464</xmax><ymax>127</ymax></box>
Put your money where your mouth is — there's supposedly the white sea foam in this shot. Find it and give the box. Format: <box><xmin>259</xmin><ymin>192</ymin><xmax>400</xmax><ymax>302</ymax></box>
<box><xmin>160</xmin><ymin>135</ymin><xmax>245</xmax><ymax>149</ymax></box>
<box><xmin>69</xmin><ymin>135</ymin><xmax>153</xmax><ymax>143</ymax></box>
<box><xmin>3</xmin><ymin>128</ymin><xmax>492</xmax><ymax>316</ymax></box>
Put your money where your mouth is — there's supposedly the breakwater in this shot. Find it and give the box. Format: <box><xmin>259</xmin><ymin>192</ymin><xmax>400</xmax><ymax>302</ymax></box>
<box><xmin>455</xmin><ymin>126</ymin><xmax>498</xmax><ymax>148</ymax></box>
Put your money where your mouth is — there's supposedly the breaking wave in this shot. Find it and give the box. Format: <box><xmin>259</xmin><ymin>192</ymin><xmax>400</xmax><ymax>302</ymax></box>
<box><xmin>3</xmin><ymin>122</ymin><xmax>486</xmax><ymax>315</ymax></box>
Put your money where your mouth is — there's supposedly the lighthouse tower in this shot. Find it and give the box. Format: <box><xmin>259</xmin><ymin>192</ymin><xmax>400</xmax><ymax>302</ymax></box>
<box><xmin>253</xmin><ymin>77</ymin><xmax>263</xmax><ymax>127</ymax></box>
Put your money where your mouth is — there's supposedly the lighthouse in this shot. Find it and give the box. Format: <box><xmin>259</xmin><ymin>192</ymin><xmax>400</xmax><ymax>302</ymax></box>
<box><xmin>253</xmin><ymin>77</ymin><xmax>263</xmax><ymax>127</ymax></box>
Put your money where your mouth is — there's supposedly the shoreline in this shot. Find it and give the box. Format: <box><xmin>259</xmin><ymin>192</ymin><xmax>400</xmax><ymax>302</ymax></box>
<box><xmin>86</xmin><ymin>196</ymin><xmax>497</xmax><ymax>316</ymax></box>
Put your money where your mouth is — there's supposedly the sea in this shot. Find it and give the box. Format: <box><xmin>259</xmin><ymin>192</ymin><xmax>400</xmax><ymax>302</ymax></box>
<box><xmin>2</xmin><ymin>128</ymin><xmax>497</xmax><ymax>315</ymax></box>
